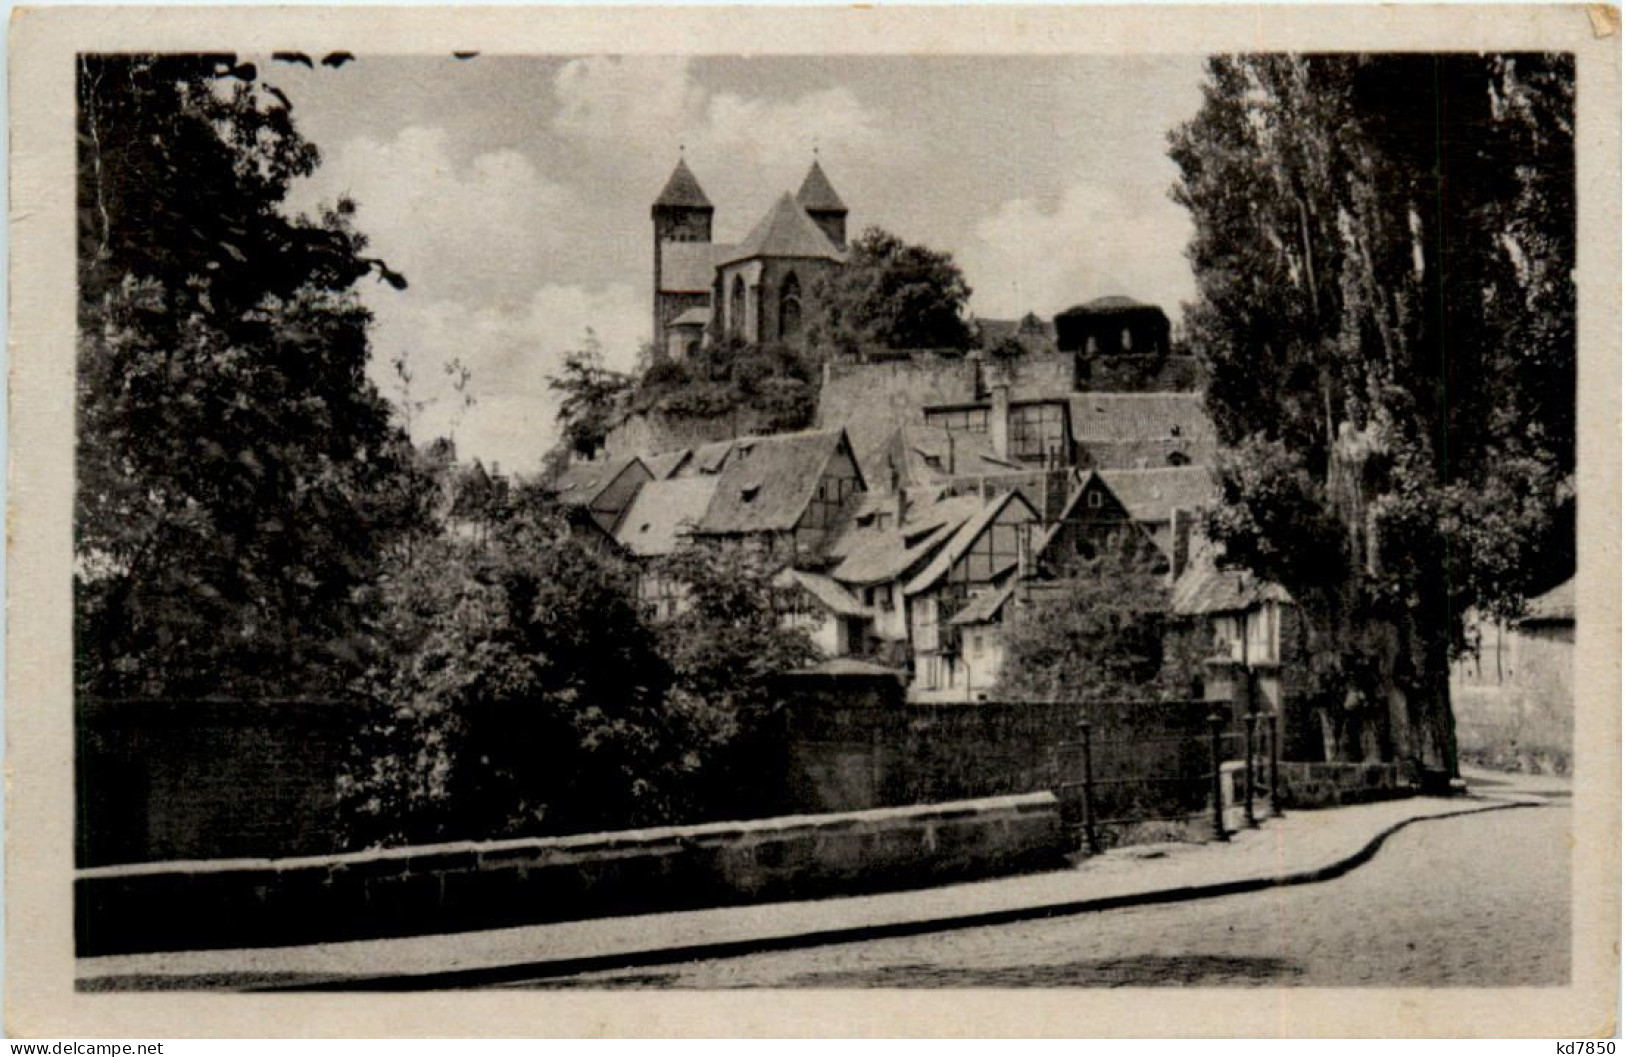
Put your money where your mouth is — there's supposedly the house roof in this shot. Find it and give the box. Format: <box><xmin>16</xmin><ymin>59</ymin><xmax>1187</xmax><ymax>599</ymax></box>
<box><xmin>1057</xmin><ymin>295</ymin><xmax>1160</xmax><ymax>317</ymax></box>
<box><xmin>1170</xmin><ymin>539</ymin><xmax>1292</xmax><ymax>616</ymax></box>
<box><xmin>887</xmin><ymin>426</ymin><xmax>1021</xmax><ymax>485</ymax></box>
<box><xmin>1069</xmin><ymin>393</ymin><xmax>1218</xmax><ymax>445</ymax></box>
<box><xmin>777</xmin><ymin>568</ymin><xmax>869</xmax><ymax>618</ymax></box>
<box><xmin>613</xmin><ymin>476</ymin><xmax>719</xmax><ymax>557</ymax></box>
<box><xmin>828</xmin><ymin>492</ymin><xmax>983</xmax><ymax>586</ymax></box>
<box><xmin>1096</xmin><ymin>466</ymin><xmax>1218</xmax><ymax>524</ymax></box>
<box><xmin>1521</xmin><ymin>578</ymin><xmax>1574</xmax><ymax>624</ymax></box>
<box><xmin>695</xmin><ymin>428</ymin><xmax>854</xmax><ymax>535</ymax></box>
<box><xmin>547</xmin><ymin>455</ymin><xmax>647</xmax><ymax>508</ymax></box>
<box><xmin>643</xmin><ymin>449</ymin><xmax>691</xmax><ymax>480</ymax></box>
<box><xmin>947</xmin><ymin>581</ymin><xmax>1018</xmax><ymax>626</ymax></box>
<box><xmin>669</xmin><ymin>307</ymin><xmax>711</xmax><ymax>328</ymax></box>
<box><xmin>796</xmin><ymin>160</ymin><xmax>848</xmax><ymax>213</ymax></box>
<box><xmin>660</xmin><ymin>242</ymin><xmax>733</xmax><ymax>293</ymax></box>
<box><xmin>653</xmin><ymin>157</ymin><xmax>713</xmax><ymax>209</ymax></box>
<box><xmin>722</xmin><ymin>193</ymin><xmax>846</xmax><ymax>265</ymax></box>
<box><xmin>685</xmin><ymin>435</ymin><xmax>737</xmax><ymax>474</ymax></box>
<box><xmin>904</xmin><ymin>490</ymin><xmax>1040</xmax><ymax>596</ymax></box>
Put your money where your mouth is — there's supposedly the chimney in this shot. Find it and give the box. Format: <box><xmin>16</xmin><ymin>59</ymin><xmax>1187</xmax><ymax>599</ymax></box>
<box><xmin>990</xmin><ymin>382</ymin><xmax>1011</xmax><ymax>461</ymax></box>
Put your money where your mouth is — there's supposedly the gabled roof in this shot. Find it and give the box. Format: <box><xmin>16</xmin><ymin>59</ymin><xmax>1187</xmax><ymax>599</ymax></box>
<box><xmin>776</xmin><ymin>568</ymin><xmax>869</xmax><ymax>619</ymax></box>
<box><xmin>883</xmin><ymin>426</ymin><xmax>1020</xmax><ymax>486</ymax></box>
<box><xmin>904</xmin><ymin>490</ymin><xmax>1040</xmax><ymax>596</ymax></box>
<box><xmin>653</xmin><ymin>157</ymin><xmax>713</xmax><ymax>209</ymax></box>
<box><xmin>686</xmin><ymin>439</ymin><xmax>736</xmax><ymax>476</ymax></box>
<box><xmin>547</xmin><ymin>455</ymin><xmax>648</xmax><ymax>509</ymax></box>
<box><xmin>722</xmin><ymin>193</ymin><xmax>845</xmax><ymax>265</ymax></box>
<box><xmin>1171</xmin><ymin>560</ymin><xmax>1291</xmax><ymax>617</ymax></box>
<box><xmin>796</xmin><ymin>160</ymin><xmax>847</xmax><ymax>213</ymax></box>
<box><xmin>827</xmin><ymin>491</ymin><xmax>983</xmax><ymax>586</ymax></box>
<box><xmin>613</xmin><ymin>476</ymin><xmax>719</xmax><ymax>558</ymax></box>
<box><xmin>643</xmin><ymin>449</ymin><xmax>691</xmax><ymax>480</ymax></box>
<box><xmin>695</xmin><ymin>428</ymin><xmax>857</xmax><ymax>535</ymax></box>
<box><xmin>660</xmin><ymin>242</ymin><xmax>734</xmax><ymax>293</ymax></box>
<box><xmin>947</xmin><ymin>581</ymin><xmax>1018</xmax><ymax>626</ymax></box>
<box><xmin>1096</xmin><ymin>466</ymin><xmax>1218</xmax><ymax>524</ymax></box>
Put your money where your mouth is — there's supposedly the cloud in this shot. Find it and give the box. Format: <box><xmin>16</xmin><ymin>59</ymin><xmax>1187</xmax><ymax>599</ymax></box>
<box><xmin>960</xmin><ymin>180</ymin><xmax>1198</xmax><ymax>323</ymax></box>
<box><xmin>548</xmin><ymin>57</ymin><xmax>893</xmax><ymax>229</ymax></box>
<box><xmin>364</xmin><ymin>281</ymin><xmax>646</xmax><ymax>474</ymax></box>
<box><xmin>290</xmin><ymin>125</ymin><xmax>579</xmax><ymax>307</ymax></box>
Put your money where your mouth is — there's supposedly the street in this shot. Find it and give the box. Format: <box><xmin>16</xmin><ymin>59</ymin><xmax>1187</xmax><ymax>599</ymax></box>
<box><xmin>521</xmin><ymin>801</ymin><xmax>1570</xmax><ymax>988</ymax></box>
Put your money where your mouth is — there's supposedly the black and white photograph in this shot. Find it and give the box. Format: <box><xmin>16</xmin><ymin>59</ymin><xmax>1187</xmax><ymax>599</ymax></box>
<box><xmin>7</xmin><ymin>3</ymin><xmax>1619</xmax><ymax>1039</ymax></box>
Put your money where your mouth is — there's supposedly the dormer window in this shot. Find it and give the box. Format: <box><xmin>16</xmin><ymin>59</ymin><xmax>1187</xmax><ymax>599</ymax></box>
<box><xmin>1170</xmin><ymin>424</ymin><xmax>1182</xmax><ymax>437</ymax></box>
<box><xmin>741</xmin><ymin>482</ymin><xmax>762</xmax><ymax>503</ymax></box>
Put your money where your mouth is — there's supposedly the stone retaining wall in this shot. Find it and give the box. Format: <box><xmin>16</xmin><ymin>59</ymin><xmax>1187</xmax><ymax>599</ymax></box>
<box><xmin>1278</xmin><ymin>760</ymin><xmax>1419</xmax><ymax>808</ymax></box>
<box><xmin>76</xmin><ymin>792</ymin><xmax>1066</xmax><ymax>957</ymax></box>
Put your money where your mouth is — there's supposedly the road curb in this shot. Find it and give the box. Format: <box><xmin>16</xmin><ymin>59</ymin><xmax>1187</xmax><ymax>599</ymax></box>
<box><xmin>241</xmin><ymin>795</ymin><xmax>1541</xmax><ymax>992</ymax></box>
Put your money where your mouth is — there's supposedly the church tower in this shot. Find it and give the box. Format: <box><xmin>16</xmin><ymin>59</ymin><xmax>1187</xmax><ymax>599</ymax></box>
<box><xmin>796</xmin><ymin>158</ymin><xmax>848</xmax><ymax>250</ymax></box>
<box><xmin>651</xmin><ymin>156</ymin><xmax>715</xmax><ymax>344</ymax></box>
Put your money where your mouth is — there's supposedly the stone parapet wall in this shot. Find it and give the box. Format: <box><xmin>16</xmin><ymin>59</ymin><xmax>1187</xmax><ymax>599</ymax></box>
<box><xmin>76</xmin><ymin>793</ymin><xmax>1067</xmax><ymax>956</ymax></box>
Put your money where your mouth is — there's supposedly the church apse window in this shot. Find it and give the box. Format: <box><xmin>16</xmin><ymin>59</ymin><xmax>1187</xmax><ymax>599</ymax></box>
<box><xmin>779</xmin><ymin>271</ymin><xmax>803</xmax><ymax>340</ymax></box>
<box><xmin>730</xmin><ymin>275</ymin><xmax>747</xmax><ymax>339</ymax></box>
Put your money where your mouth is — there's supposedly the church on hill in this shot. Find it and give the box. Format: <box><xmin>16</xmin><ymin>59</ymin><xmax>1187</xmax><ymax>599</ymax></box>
<box><xmin>651</xmin><ymin>156</ymin><xmax>850</xmax><ymax>361</ymax></box>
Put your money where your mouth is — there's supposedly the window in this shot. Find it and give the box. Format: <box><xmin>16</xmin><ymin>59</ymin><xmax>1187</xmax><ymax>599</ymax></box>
<box><xmin>1087</xmin><ymin>489</ymin><xmax>1103</xmax><ymax>509</ymax></box>
<box><xmin>1085</xmin><ymin>336</ymin><xmax>1099</xmax><ymax>354</ymax></box>
<box><xmin>1121</xmin><ymin>327</ymin><xmax>1134</xmax><ymax>351</ymax></box>
<box><xmin>730</xmin><ymin>275</ymin><xmax>748</xmax><ymax>338</ymax></box>
<box><xmin>779</xmin><ymin>271</ymin><xmax>803</xmax><ymax>339</ymax></box>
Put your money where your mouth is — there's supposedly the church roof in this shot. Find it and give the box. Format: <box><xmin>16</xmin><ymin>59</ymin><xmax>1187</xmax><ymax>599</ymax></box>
<box><xmin>723</xmin><ymin>193</ymin><xmax>846</xmax><ymax>266</ymax></box>
<box><xmin>660</xmin><ymin>242</ymin><xmax>734</xmax><ymax>293</ymax></box>
<box><xmin>796</xmin><ymin>160</ymin><xmax>847</xmax><ymax>213</ymax></box>
<box><xmin>654</xmin><ymin>158</ymin><xmax>713</xmax><ymax>209</ymax></box>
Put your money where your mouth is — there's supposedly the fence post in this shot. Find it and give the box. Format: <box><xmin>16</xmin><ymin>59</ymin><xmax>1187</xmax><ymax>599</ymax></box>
<box><xmin>1207</xmin><ymin>710</ymin><xmax>1229</xmax><ymax>842</ymax></box>
<box><xmin>1243</xmin><ymin>707</ymin><xmax>1259</xmax><ymax>828</ymax></box>
<box><xmin>1269</xmin><ymin>709</ymin><xmax>1284</xmax><ymax>818</ymax></box>
<box><xmin>1077</xmin><ymin>718</ymin><xmax>1099</xmax><ymax>854</ymax></box>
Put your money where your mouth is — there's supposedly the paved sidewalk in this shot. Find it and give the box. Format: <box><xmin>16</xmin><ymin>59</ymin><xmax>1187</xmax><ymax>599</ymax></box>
<box><xmin>77</xmin><ymin>772</ymin><xmax>1560</xmax><ymax>991</ymax></box>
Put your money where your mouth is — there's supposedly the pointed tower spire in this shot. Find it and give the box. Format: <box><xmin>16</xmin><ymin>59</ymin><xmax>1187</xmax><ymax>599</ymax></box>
<box><xmin>654</xmin><ymin>155</ymin><xmax>713</xmax><ymax>210</ymax></box>
<box><xmin>796</xmin><ymin>158</ymin><xmax>847</xmax><ymax>249</ymax></box>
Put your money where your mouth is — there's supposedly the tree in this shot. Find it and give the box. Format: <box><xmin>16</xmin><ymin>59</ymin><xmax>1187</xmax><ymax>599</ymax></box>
<box><xmin>648</xmin><ymin>545</ymin><xmax>819</xmax><ymax>815</ymax></box>
<box><xmin>344</xmin><ymin>491</ymin><xmax>679</xmax><ymax>845</ymax></box>
<box><xmin>994</xmin><ymin>549</ymin><xmax>1181</xmax><ymax>704</ymax></box>
<box><xmin>549</xmin><ymin>332</ymin><xmax>634</xmax><ymax>458</ymax></box>
<box><xmin>630</xmin><ymin>338</ymin><xmax>819</xmax><ymax>433</ymax></box>
<box><xmin>76</xmin><ymin>54</ymin><xmax>423</xmax><ymax>698</ymax></box>
<box><xmin>807</xmin><ymin>227</ymin><xmax>975</xmax><ymax>354</ymax></box>
<box><xmin>1169</xmin><ymin>54</ymin><xmax>1575</xmax><ymax>773</ymax></box>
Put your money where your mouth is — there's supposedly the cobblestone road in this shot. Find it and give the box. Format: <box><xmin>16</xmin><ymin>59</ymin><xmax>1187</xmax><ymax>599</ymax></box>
<box><xmin>527</xmin><ymin>802</ymin><xmax>1570</xmax><ymax>988</ymax></box>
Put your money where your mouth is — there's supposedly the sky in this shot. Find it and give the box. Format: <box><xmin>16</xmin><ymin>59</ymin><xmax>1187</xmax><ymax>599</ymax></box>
<box><xmin>274</xmin><ymin>55</ymin><xmax>1209</xmax><ymax>473</ymax></box>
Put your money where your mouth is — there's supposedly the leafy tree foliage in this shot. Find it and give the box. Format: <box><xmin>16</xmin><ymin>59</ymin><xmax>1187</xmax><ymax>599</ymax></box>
<box><xmin>648</xmin><ymin>546</ymin><xmax>819</xmax><ymax>813</ymax></box>
<box><xmin>629</xmin><ymin>338</ymin><xmax>819</xmax><ymax>432</ymax></box>
<box><xmin>76</xmin><ymin>54</ymin><xmax>423</xmax><ymax>698</ymax></box>
<box><xmin>1169</xmin><ymin>54</ymin><xmax>1575</xmax><ymax>770</ymax></box>
<box><xmin>548</xmin><ymin>333</ymin><xmax>635</xmax><ymax>459</ymax></box>
<box><xmin>994</xmin><ymin>549</ymin><xmax>1185</xmax><ymax>703</ymax></box>
<box><xmin>807</xmin><ymin>227</ymin><xmax>975</xmax><ymax>354</ymax></box>
<box><xmin>344</xmin><ymin>492</ymin><xmax>688</xmax><ymax>844</ymax></box>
